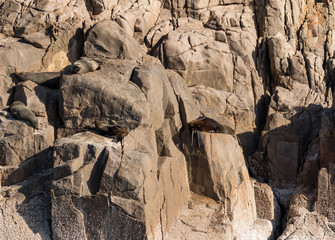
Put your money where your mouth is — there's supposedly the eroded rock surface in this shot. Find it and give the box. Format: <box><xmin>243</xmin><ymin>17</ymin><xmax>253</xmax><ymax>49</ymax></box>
<box><xmin>1</xmin><ymin>0</ymin><xmax>335</xmax><ymax>239</ymax></box>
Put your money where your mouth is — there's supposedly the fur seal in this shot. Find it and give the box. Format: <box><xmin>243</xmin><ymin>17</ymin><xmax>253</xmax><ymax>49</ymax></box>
<box><xmin>188</xmin><ymin>116</ymin><xmax>235</xmax><ymax>148</ymax></box>
<box><xmin>188</xmin><ymin>116</ymin><xmax>226</xmax><ymax>133</ymax></box>
<box><xmin>9</xmin><ymin>101</ymin><xmax>39</xmax><ymax>129</ymax></box>
<box><xmin>95</xmin><ymin>120</ymin><xmax>129</xmax><ymax>141</ymax></box>
<box><xmin>71</xmin><ymin>58</ymin><xmax>100</xmax><ymax>74</ymax></box>
<box><xmin>15</xmin><ymin>72</ymin><xmax>60</xmax><ymax>89</ymax></box>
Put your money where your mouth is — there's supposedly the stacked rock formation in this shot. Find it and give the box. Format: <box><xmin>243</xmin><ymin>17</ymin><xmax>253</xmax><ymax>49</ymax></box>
<box><xmin>1</xmin><ymin>0</ymin><xmax>335</xmax><ymax>239</ymax></box>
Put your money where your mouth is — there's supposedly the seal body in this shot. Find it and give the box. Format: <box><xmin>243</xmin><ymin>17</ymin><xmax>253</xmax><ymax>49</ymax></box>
<box><xmin>15</xmin><ymin>72</ymin><xmax>60</xmax><ymax>88</ymax></box>
<box><xmin>10</xmin><ymin>101</ymin><xmax>39</xmax><ymax>129</ymax></box>
<box><xmin>71</xmin><ymin>58</ymin><xmax>100</xmax><ymax>74</ymax></box>
<box><xmin>188</xmin><ymin>116</ymin><xmax>225</xmax><ymax>133</ymax></box>
<box><xmin>95</xmin><ymin>120</ymin><xmax>128</xmax><ymax>141</ymax></box>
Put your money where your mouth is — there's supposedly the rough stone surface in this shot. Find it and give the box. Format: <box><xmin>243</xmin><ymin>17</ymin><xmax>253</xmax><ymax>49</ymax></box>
<box><xmin>0</xmin><ymin>38</ymin><xmax>45</xmax><ymax>72</ymax></box>
<box><xmin>0</xmin><ymin>172</ymin><xmax>52</xmax><ymax>240</ymax></box>
<box><xmin>0</xmin><ymin>109</ymin><xmax>54</xmax><ymax>166</ymax></box>
<box><xmin>84</xmin><ymin>20</ymin><xmax>143</xmax><ymax>60</ymax></box>
<box><xmin>2</xmin><ymin>0</ymin><xmax>335</xmax><ymax>239</ymax></box>
<box><xmin>14</xmin><ymin>80</ymin><xmax>60</xmax><ymax>127</ymax></box>
<box><xmin>254</xmin><ymin>181</ymin><xmax>282</xmax><ymax>238</ymax></box>
<box><xmin>51</xmin><ymin>126</ymin><xmax>189</xmax><ymax>239</ymax></box>
<box><xmin>60</xmin><ymin>59</ymin><xmax>146</xmax><ymax>130</ymax></box>
<box><xmin>0</xmin><ymin>66</ymin><xmax>16</xmax><ymax>107</ymax></box>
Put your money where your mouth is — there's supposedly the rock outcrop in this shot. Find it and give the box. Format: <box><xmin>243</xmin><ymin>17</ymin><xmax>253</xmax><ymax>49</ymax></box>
<box><xmin>1</xmin><ymin>0</ymin><xmax>335</xmax><ymax>239</ymax></box>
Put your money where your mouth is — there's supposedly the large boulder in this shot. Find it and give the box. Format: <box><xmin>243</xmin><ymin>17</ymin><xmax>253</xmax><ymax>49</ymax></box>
<box><xmin>0</xmin><ymin>38</ymin><xmax>45</xmax><ymax>72</ymax></box>
<box><xmin>60</xmin><ymin>59</ymin><xmax>147</xmax><ymax>130</ymax></box>
<box><xmin>51</xmin><ymin>126</ymin><xmax>189</xmax><ymax>239</ymax></box>
<box><xmin>84</xmin><ymin>20</ymin><xmax>143</xmax><ymax>60</ymax></box>
<box><xmin>60</xmin><ymin>57</ymin><xmax>176</xmax><ymax>131</ymax></box>
<box><xmin>155</xmin><ymin>23</ymin><xmax>234</xmax><ymax>92</ymax></box>
<box><xmin>155</xmin><ymin>5</ymin><xmax>263</xmax><ymax>110</ymax></box>
<box><xmin>176</xmin><ymin>132</ymin><xmax>273</xmax><ymax>239</ymax></box>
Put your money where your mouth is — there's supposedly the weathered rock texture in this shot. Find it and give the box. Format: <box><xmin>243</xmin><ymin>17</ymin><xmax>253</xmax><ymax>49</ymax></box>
<box><xmin>1</xmin><ymin>0</ymin><xmax>335</xmax><ymax>239</ymax></box>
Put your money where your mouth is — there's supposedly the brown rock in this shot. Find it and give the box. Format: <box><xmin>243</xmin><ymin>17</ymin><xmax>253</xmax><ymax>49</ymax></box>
<box><xmin>145</xmin><ymin>9</ymin><xmax>173</xmax><ymax>49</ymax></box>
<box><xmin>14</xmin><ymin>80</ymin><xmax>59</xmax><ymax>127</ymax></box>
<box><xmin>156</xmin><ymin>25</ymin><xmax>234</xmax><ymax>92</ymax></box>
<box><xmin>298</xmin><ymin>137</ymin><xmax>320</xmax><ymax>187</ymax></box>
<box><xmin>0</xmin><ymin>172</ymin><xmax>52</xmax><ymax>240</ymax></box>
<box><xmin>190</xmin><ymin>85</ymin><xmax>256</xmax><ymax>154</ymax></box>
<box><xmin>319</xmin><ymin>108</ymin><xmax>335</xmax><ymax>168</ymax></box>
<box><xmin>181</xmin><ymin>131</ymin><xmax>257</xmax><ymax>225</ymax></box>
<box><xmin>42</xmin><ymin>21</ymin><xmax>84</xmax><ymax>71</ymax></box>
<box><xmin>0</xmin><ymin>109</ymin><xmax>54</xmax><ymax>166</ymax></box>
<box><xmin>0</xmin><ymin>66</ymin><xmax>16</xmax><ymax>107</ymax></box>
<box><xmin>254</xmin><ymin>181</ymin><xmax>281</xmax><ymax>237</ymax></box>
<box><xmin>23</xmin><ymin>30</ymin><xmax>51</xmax><ymax>49</ymax></box>
<box><xmin>279</xmin><ymin>207</ymin><xmax>335</xmax><ymax>240</ymax></box>
<box><xmin>259</xmin><ymin>82</ymin><xmax>326</xmax><ymax>185</ymax></box>
<box><xmin>254</xmin><ymin>182</ymin><xmax>281</xmax><ymax>221</ymax></box>
<box><xmin>60</xmin><ymin>59</ymin><xmax>147</xmax><ymax>130</ymax></box>
<box><xmin>315</xmin><ymin>166</ymin><xmax>335</xmax><ymax>222</ymax></box>
<box><xmin>52</xmin><ymin>125</ymin><xmax>189</xmax><ymax>239</ymax></box>
<box><xmin>166</xmin><ymin>69</ymin><xmax>200</xmax><ymax>127</ymax></box>
<box><xmin>84</xmin><ymin>20</ymin><xmax>143</xmax><ymax>60</ymax></box>
<box><xmin>0</xmin><ymin>38</ymin><xmax>45</xmax><ymax>72</ymax></box>
<box><xmin>0</xmin><ymin>148</ymin><xmax>52</xmax><ymax>186</ymax></box>
<box><xmin>130</xmin><ymin>57</ymin><xmax>168</xmax><ymax>130</ymax></box>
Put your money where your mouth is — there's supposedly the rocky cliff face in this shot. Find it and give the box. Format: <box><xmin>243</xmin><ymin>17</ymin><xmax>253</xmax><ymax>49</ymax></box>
<box><xmin>1</xmin><ymin>0</ymin><xmax>335</xmax><ymax>239</ymax></box>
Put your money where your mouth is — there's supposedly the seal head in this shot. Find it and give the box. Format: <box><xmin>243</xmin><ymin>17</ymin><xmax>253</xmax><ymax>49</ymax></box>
<box><xmin>71</xmin><ymin>59</ymin><xmax>100</xmax><ymax>74</ymax></box>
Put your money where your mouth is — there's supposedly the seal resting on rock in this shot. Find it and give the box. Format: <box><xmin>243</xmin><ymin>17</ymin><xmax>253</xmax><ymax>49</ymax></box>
<box><xmin>15</xmin><ymin>72</ymin><xmax>60</xmax><ymax>88</ymax></box>
<box><xmin>95</xmin><ymin>120</ymin><xmax>129</xmax><ymax>141</ymax></box>
<box><xmin>188</xmin><ymin>116</ymin><xmax>235</xmax><ymax>148</ymax></box>
<box><xmin>188</xmin><ymin>116</ymin><xmax>225</xmax><ymax>133</ymax></box>
<box><xmin>71</xmin><ymin>58</ymin><xmax>100</xmax><ymax>74</ymax></box>
<box><xmin>9</xmin><ymin>101</ymin><xmax>39</xmax><ymax>129</ymax></box>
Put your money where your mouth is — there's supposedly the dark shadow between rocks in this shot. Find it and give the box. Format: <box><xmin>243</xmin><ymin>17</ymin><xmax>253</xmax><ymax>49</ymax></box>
<box><xmin>237</xmin><ymin>131</ymin><xmax>260</xmax><ymax>158</ymax></box>
<box><xmin>33</xmin><ymin>85</ymin><xmax>60</xmax><ymax>128</ymax></box>
<box><xmin>148</xmin><ymin>34</ymin><xmax>167</xmax><ymax>56</ymax></box>
<box><xmin>66</xmin><ymin>27</ymin><xmax>84</xmax><ymax>64</ymax></box>
<box><xmin>7</xmin><ymin>72</ymin><xmax>19</xmax><ymax>105</ymax></box>
<box><xmin>255</xmin><ymin>94</ymin><xmax>271</xmax><ymax>133</ymax></box>
<box><xmin>248</xmin><ymin>104</ymin><xmax>324</xmax><ymax>187</ymax></box>
<box><xmin>246</xmin><ymin>104</ymin><xmax>326</xmax><ymax>238</ymax></box>
<box><xmin>2</xmin><ymin>148</ymin><xmax>53</xmax><ymax>186</ymax></box>
<box><xmin>87</xmin><ymin>147</ymin><xmax>109</xmax><ymax>195</ymax></box>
